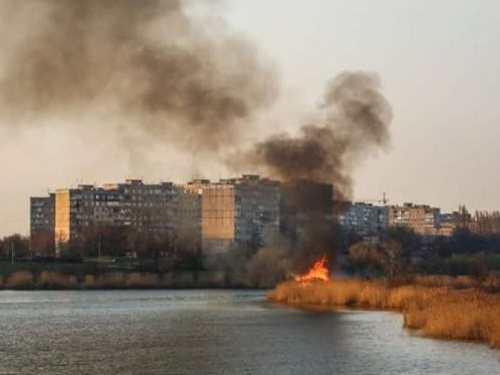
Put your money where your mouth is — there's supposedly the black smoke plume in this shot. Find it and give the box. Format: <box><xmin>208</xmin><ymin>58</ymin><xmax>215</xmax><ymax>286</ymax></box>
<box><xmin>249</xmin><ymin>71</ymin><xmax>392</xmax><ymax>199</ymax></box>
<box><xmin>0</xmin><ymin>0</ymin><xmax>276</xmax><ymax>152</ymax></box>
<box><xmin>230</xmin><ymin>72</ymin><xmax>393</xmax><ymax>282</ymax></box>
<box><xmin>0</xmin><ymin>2</ymin><xmax>393</xmax><ymax>285</ymax></box>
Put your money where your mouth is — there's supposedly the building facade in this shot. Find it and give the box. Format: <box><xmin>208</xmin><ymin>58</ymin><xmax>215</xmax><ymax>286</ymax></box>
<box><xmin>279</xmin><ymin>179</ymin><xmax>334</xmax><ymax>245</ymax></box>
<box><xmin>30</xmin><ymin>195</ymin><xmax>56</xmax><ymax>256</ymax></box>
<box><xmin>32</xmin><ymin>176</ymin><xmax>336</xmax><ymax>257</ymax></box>
<box><xmin>338</xmin><ymin>202</ymin><xmax>389</xmax><ymax>237</ymax></box>
<box><xmin>388</xmin><ymin>203</ymin><xmax>442</xmax><ymax>235</ymax></box>
<box><xmin>50</xmin><ymin>179</ymin><xmax>201</xmax><ymax>256</ymax></box>
<box><xmin>194</xmin><ymin>175</ymin><xmax>281</xmax><ymax>253</ymax></box>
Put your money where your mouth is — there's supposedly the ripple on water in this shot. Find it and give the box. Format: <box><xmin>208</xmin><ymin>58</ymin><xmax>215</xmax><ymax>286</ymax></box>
<box><xmin>0</xmin><ymin>290</ymin><xmax>498</xmax><ymax>375</ymax></box>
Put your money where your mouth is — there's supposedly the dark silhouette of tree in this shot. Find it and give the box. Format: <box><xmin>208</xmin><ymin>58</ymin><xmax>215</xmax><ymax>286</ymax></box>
<box><xmin>0</xmin><ymin>234</ymin><xmax>30</xmax><ymax>260</ymax></box>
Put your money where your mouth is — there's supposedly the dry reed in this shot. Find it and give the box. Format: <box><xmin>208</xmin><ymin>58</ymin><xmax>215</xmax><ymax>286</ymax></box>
<box><xmin>37</xmin><ymin>271</ymin><xmax>79</xmax><ymax>289</ymax></box>
<box><xmin>0</xmin><ymin>270</ymin><xmax>237</xmax><ymax>290</ymax></box>
<box><xmin>126</xmin><ymin>272</ymin><xmax>160</xmax><ymax>289</ymax></box>
<box><xmin>83</xmin><ymin>273</ymin><xmax>127</xmax><ymax>289</ymax></box>
<box><xmin>268</xmin><ymin>279</ymin><xmax>500</xmax><ymax>348</ymax></box>
<box><xmin>5</xmin><ymin>271</ymin><xmax>34</xmax><ymax>289</ymax></box>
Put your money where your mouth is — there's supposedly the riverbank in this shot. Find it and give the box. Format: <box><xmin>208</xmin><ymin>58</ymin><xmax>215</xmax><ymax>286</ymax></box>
<box><xmin>267</xmin><ymin>278</ymin><xmax>500</xmax><ymax>348</ymax></box>
<box><xmin>0</xmin><ymin>270</ymin><xmax>247</xmax><ymax>290</ymax></box>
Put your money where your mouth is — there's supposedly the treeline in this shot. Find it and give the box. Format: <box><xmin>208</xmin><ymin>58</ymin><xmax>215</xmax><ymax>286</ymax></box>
<box><xmin>343</xmin><ymin>226</ymin><xmax>500</xmax><ymax>279</ymax></box>
<box><xmin>451</xmin><ymin>205</ymin><xmax>500</xmax><ymax>235</ymax></box>
<box><xmin>0</xmin><ymin>234</ymin><xmax>30</xmax><ymax>259</ymax></box>
<box><xmin>1</xmin><ymin>225</ymin><xmax>203</xmax><ymax>272</ymax></box>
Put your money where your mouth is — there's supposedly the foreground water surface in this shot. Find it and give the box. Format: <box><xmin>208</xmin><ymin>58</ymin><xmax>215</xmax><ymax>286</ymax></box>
<box><xmin>0</xmin><ymin>290</ymin><xmax>498</xmax><ymax>374</ymax></box>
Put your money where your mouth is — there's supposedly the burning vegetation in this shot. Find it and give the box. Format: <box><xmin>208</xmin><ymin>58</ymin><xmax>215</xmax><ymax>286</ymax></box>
<box><xmin>0</xmin><ymin>0</ymin><xmax>394</xmax><ymax>283</ymax></box>
<box><xmin>294</xmin><ymin>256</ymin><xmax>330</xmax><ymax>283</ymax></box>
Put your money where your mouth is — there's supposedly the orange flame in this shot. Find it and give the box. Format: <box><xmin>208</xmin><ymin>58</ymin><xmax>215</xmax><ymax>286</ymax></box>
<box><xmin>295</xmin><ymin>255</ymin><xmax>330</xmax><ymax>282</ymax></box>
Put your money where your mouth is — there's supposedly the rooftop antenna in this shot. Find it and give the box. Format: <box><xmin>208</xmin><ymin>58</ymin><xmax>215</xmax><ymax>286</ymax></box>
<box><xmin>381</xmin><ymin>192</ymin><xmax>389</xmax><ymax>205</ymax></box>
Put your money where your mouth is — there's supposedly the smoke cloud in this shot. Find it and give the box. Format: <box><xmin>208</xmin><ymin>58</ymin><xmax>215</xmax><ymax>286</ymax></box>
<box><xmin>0</xmin><ymin>1</ymin><xmax>391</xmax><ymax>196</ymax></box>
<box><xmin>248</xmin><ymin>71</ymin><xmax>392</xmax><ymax>199</ymax></box>
<box><xmin>0</xmin><ymin>1</ymin><xmax>393</xmax><ymax>284</ymax></box>
<box><xmin>0</xmin><ymin>0</ymin><xmax>277</xmax><ymax>153</ymax></box>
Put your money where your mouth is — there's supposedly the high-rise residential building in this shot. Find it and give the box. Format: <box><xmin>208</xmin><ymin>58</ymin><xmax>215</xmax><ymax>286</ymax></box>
<box><xmin>176</xmin><ymin>188</ymin><xmax>202</xmax><ymax>251</ymax></box>
<box><xmin>30</xmin><ymin>194</ymin><xmax>56</xmax><ymax>256</ymax></box>
<box><xmin>50</xmin><ymin>179</ymin><xmax>200</xmax><ymax>256</ymax></box>
<box><xmin>186</xmin><ymin>175</ymin><xmax>281</xmax><ymax>253</ymax></box>
<box><xmin>33</xmin><ymin>176</ymin><xmax>336</xmax><ymax>257</ymax></box>
<box><xmin>388</xmin><ymin>203</ymin><xmax>441</xmax><ymax>235</ymax></box>
<box><xmin>338</xmin><ymin>202</ymin><xmax>389</xmax><ymax>236</ymax></box>
<box><xmin>279</xmin><ymin>179</ymin><xmax>334</xmax><ymax>245</ymax></box>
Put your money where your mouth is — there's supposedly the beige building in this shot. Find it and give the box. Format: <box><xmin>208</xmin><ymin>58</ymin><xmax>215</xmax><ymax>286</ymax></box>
<box><xmin>388</xmin><ymin>203</ymin><xmax>442</xmax><ymax>235</ymax></box>
<box><xmin>185</xmin><ymin>175</ymin><xmax>281</xmax><ymax>253</ymax></box>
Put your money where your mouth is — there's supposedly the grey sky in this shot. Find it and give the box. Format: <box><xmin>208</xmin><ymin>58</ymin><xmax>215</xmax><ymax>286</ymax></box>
<box><xmin>1</xmin><ymin>0</ymin><xmax>500</xmax><ymax>236</ymax></box>
<box><xmin>226</xmin><ymin>0</ymin><xmax>500</xmax><ymax>207</ymax></box>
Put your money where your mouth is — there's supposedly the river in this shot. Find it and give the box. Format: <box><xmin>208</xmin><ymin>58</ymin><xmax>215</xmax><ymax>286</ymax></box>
<box><xmin>0</xmin><ymin>290</ymin><xmax>498</xmax><ymax>374</ymax></box>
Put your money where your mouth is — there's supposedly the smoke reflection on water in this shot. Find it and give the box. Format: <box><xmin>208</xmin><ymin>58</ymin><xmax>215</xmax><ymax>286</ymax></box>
<box><xmin>0</xmin><ymin>290</ymin><xmax>498</xmax><ymax>375</ymax></box>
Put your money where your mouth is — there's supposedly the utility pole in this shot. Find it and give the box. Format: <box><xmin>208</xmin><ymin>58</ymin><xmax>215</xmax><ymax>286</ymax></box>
<box><xmin>11</xmin><ymin>242</ymin><xmax>14</xmax><ymax>267</ymax></box>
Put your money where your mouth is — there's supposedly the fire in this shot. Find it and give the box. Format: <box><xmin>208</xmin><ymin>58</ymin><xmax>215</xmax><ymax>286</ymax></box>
<box><xmin>295</xmin><ymin>255</ymin><xmax>330</xmax><ymax>282</ymax></box>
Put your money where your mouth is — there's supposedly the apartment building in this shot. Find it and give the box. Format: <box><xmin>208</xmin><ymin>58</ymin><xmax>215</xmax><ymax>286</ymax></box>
<box><xmin>338</xmin><ymin>202</ymin><xmax>389</xmax><ymax>236</ymax></box>
<box><xmin>51</xmin><ymin>179</ymin><xmax>200</xmax><ymax>256</ymax></box>
<box><xmin>33</xmin><ymin>176</ymin><xmax>335</xmax><ymax>256</ymax></box>
<box><xmin>30</xmin><ymin>194</ymin><xmax>56</xmax><ymax>256</ymax></box>
<box><xmin>186</xmin><ymin>175</ymin><xmax>281</xmax><ymax>253</ymax></box>
<box><xmin>280</xmin><ymin>179</ymin><xmax>334</xmax><ymax>244</ymax></box>
<box><xmin>176</xmin><ymin>188</ymin><xmax>202</xmax><ymax>251</ymax></box>
<box><xmin>388</xmin><ymin>203</ymin><xmax>441</xmax><ymax>235</ymax></box>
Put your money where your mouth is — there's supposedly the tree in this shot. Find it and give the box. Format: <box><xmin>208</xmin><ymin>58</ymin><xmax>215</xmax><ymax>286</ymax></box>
<box><xmin>387</xmin><ymin>226</ymin><xmax>421</xmax><ymax>257</ymax></box>
<box><xmin>347</xmin><ymin>242</ymin><xmax>382</xmax><ymax>276</ymax></box>
<box><xmin>347</xmin><ymin>239</ymin><xmax>403</xmax><ymax>279</ymax></box>
<box><xmin>1</xmin><ymin>234</ymin><xmax>30</xmax><ymax>260</ymax></box>
<box><xmin>378</xmin><ymin>239</ymin><xmax>403</xmax><ymax>279</ymax></box>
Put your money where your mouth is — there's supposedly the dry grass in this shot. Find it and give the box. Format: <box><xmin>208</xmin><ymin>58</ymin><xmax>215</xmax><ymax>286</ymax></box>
<box><xmin>0</xmin><ymin>270</ymin><xmax>236</xmax><ymax>290</ymax></box>
<box><xmin>161</xmin><ymin>272</ymin><xmax>195</xmax><ymax>288</ymax></box>
<box><xmin>196</xmin><ymin>271</ymin><xmax>226</xmax><ymax>288</ymax></box>
<box><xmin>415</xmin><ymin>275</ymin><xmax>500</xmax><ymax>290</ymax></box>
<box><xmin>126</xmin><ymin>272</ymin><xmax>160</xmax><ymax>288</ymax></box>
<box><xmin>37</xmin><ymin>271</ymin><xmax>79</xmax><ymax>289</ymax></box>
<box><xmin>83</xmin><ymin>273</ymin><xmax>127</xmax><ymax>289</ymax></box>
<box><xmin>5</xmin><ymin>271</ymin><xmax>34</xmax><ymax>289</ymax></box>
<box><xmin>268</xmin><ymin>279</ymin><xmax>500</xmax><ymax>348</ymax></box>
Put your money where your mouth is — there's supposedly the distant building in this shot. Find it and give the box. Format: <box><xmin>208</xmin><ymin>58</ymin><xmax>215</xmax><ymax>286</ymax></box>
<box><xmin>437</xmin><ymin>213</ymin><xmax>456</xmax><ymax>236</ymax></box>
<box><xmin>30</xmin><ymin>195</ymin><xmax>55</xmax><ymax>256</ymax></box>
<box><xmin>338</xmin><ymin>202</ymin><xmax>388</xmax><ymax>236</ymax></box>
<box><xmin>388</xmin><ymin>203</ymin><xmax>441</xmax><ymax>236</ymax></box>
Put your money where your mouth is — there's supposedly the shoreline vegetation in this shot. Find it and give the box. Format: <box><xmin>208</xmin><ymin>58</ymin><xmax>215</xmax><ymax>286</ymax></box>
<box><xmin>0</xmin><ymin>270</ymin><xmax>243</xmax><ymax>290</ymax></box>
<box><xmin>267</xmin><ymin>277</ymin><xmax>500</xmax><ymax>349</ymax></box>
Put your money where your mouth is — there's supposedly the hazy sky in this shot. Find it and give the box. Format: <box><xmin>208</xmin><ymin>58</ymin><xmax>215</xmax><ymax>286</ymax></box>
<box><xmin>226</xmin><ymin>0</ymin><xmax>500</xmax><ymax>206</ymax></box>
<box><xmin>1</xmin><ymin>0</ymin><xmax>500</xmax><ymax>236</ymax></box>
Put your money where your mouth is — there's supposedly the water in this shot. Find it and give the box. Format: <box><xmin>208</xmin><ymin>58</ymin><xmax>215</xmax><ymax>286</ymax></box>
<box><xmin>0</xmin><ymin>290</ymin><xmax>498</xmax><ymax>374</ymax></box>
